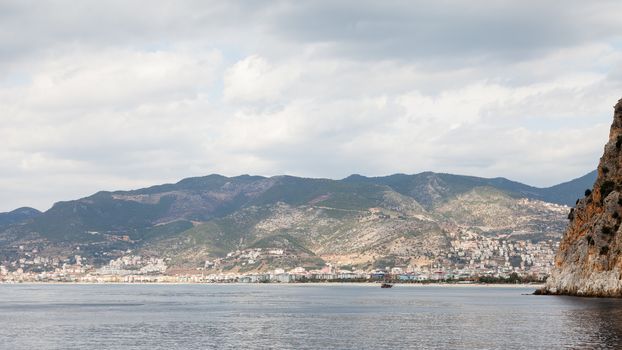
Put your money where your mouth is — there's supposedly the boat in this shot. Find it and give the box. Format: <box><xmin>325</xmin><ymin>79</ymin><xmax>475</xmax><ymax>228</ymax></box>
<box><xmin>380</xmin><ymin>283</ymin><xmax>393</xmax><ymax>288</ymax></box>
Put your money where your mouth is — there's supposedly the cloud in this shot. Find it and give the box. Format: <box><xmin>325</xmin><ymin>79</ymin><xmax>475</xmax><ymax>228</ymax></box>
<box><xmin>223</xmin><ymin>55</ymin><xmax>300</xmax><ymax>103</ymax></box>
<box><xmin>1</xmin><ymin>1</ymin><xmax>622</xmax><ymax>211</ymax></box>
<box><xmin>266</xmin><ymin>1</ymin><xmax>622</xmax><ymax>62</ymax></box>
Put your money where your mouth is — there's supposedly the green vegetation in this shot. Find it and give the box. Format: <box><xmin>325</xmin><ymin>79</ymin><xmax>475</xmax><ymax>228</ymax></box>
<box><xmin>249</xmin><ymin>176</ymin><xmax>387</xmax><ymax>210</ymax></box>
<box><xmin>248</xmin><ymin>233</ymin><xmax>313</xmax><ymax>254</ymax></box>
<box><xmin>0</xmin><ymin>207</ymin><xmax>41</xmax><ymax>229</ymax></box>
<box><xmin>602</xmin><ymin>226</ymin><xmax>613</xmax><ymax>236</ymax></box>
<box><xmin>600</xmin><ymin>181</ymin><xmax>615</xmax><ymax>203</ymax></box>
<box><xmin>28</xmin><ymin>193</ymin><xmax>175</xmax><ymax>241</ymax></box>
<box><xmin>475</xmin><ymin>272</ymin><xmax>543</xmax><ymax>284</ymax></box>
<box><xmin>373</xmin><ymin>255</ymin><xmax>399</xmax><ymax>269</ymax></box>
<box><xmin>137</xmin><ymin>220</ymin><xmax>193</xmax><ymax>241</ymax></box>
<box><xmin>0</xmin><ymin>170</ymin><xmax>593</xmax><ymax>269</ymax></box>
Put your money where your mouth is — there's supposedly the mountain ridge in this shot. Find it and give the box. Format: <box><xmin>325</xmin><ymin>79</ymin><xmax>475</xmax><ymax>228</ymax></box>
<box><xmin>0</xmin><ymin>170</ymin><xmax>591</xmax><ymax>272</ymax></box>
<box><xmin>0</xmin><ymin>207</ymin><xmax>41</xmax><ymax>229</ymax></box>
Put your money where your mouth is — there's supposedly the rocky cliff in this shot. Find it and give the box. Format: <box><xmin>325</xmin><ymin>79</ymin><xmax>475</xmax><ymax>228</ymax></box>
<box><xmin>544</xmin><ymin>98</ymin><xmax>622</xmax><ymax>296</ymax></box>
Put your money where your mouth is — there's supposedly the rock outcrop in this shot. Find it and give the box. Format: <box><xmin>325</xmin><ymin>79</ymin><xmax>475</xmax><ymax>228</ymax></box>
<box><xmin>544</xmin><ymin>98</ymin><xmax>622</xmax><ymax>296</ymax></box>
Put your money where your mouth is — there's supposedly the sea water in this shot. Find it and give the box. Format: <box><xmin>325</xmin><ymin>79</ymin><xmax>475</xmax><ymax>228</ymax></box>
<box><xmin>0</xmin><ymin>284</ymin><xmax>620</xmax><ymax>349</ymax></box>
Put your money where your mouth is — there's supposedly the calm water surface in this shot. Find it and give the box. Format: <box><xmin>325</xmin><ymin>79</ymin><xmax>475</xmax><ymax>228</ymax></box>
<box><xmin>1</xmin><ymin>284</ymin><xmax>621</xmax><ymax>349</ymax></box>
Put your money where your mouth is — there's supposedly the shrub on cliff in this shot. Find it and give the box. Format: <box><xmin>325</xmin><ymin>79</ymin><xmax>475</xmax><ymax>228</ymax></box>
<box><xmin>600</xmin><ymin>181</ymin><xmax>615</xmax><ymax>203</ymax></box>
<box><xmin>602</xmin><ymin>226</ymin><xmax>613</xmax><ymax>235</ymax></box>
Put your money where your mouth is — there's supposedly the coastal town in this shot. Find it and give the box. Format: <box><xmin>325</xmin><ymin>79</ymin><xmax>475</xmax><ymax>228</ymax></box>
<box><xmin>0</xmin><ymin>231</ymin><xmax>558</xmax><ymax>283</ymax></box>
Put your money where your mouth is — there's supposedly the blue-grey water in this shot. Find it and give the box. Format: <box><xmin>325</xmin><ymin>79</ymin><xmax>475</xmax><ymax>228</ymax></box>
<box><xmin>1</xmin><ymin>284</ymin><xmax>621</xmax><ymax>349</ymax></box>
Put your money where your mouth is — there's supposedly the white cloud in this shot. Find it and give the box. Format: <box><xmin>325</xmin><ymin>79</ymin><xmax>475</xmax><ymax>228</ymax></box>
<box><xmin>223</xmin><ymin>55</ymin><xmax>300</xmax><ymax>103</ymax></box>
<box><xmin>2</xmin><ymin>48</ymin><xmax>222</xmax><ymax>112</ymax></box>
<box><xmin>1</xmin><ymin>1</ymin><xmax>622</xmax><ymax>211</ymax></box>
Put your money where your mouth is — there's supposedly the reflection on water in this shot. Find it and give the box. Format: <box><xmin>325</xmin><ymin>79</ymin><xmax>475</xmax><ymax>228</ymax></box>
<box><xmin>558</xmin><ymin>296</ymin><xmax>622</xmax><ymax>349</ymax></box>
<box><xmin>1</xmin><ymin>284</ymin><xmax>622</xmax><ymax>349</ymax></box>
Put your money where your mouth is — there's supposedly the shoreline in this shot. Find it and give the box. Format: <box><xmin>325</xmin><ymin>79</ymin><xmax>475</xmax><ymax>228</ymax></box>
<box><xmin>0</xmin><ymin>281</ymin><xmax>543</xmax><ymax>288</ymax></box>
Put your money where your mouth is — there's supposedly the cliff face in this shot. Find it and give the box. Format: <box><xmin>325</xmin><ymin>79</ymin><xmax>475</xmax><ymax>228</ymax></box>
<box><xmin>544</xmin><ymin>98</ymin><xmax>622</xmax><ymax>297</ymax></box>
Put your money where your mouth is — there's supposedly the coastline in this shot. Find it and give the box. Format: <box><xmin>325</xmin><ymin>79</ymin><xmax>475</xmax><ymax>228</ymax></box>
<box><xmin>0</xmin><ymin>281</ymin><xmax>543</xmax><ymax>289</ymax></box>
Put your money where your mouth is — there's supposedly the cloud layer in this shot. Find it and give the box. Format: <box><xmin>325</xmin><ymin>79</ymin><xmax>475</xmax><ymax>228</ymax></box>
<box><xmin>2</xmin><ymin>1</ymin><xmax>622</xmax><ymax>211</ymax></box>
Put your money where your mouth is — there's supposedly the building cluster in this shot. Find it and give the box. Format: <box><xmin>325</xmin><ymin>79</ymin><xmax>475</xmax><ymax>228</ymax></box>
<box><xmin>97</xmin><ymin>255</ymin><xmax>167</xmax><ymax>276</ymax></box>
<box><xmin>203</xmin><ymin>248</ymin><xmax>289</xmax><ymax>270</ymax></box>
<box><xmin>0</xmin><ymin>252</ymin><xmax>167</xmax><ymax>283</ymax></box>
<box><xmin>434</xmin><ymin>230</ymin><xmax>559</xmax><ymax>280</ymax></box>
<box><xmin>1</xmin><ymin>232</ymin><xmax>558</xmax><ymax>283</ymax></box>
<box><xmin>199</xmin><ymin>264</ymin><xmax>370</xmax><ymax>283</ymax></box>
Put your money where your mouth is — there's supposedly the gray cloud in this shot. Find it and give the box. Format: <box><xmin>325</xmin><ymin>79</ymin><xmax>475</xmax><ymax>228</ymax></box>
<box><xmin>267</xmin><ymin>1</ymin><xmax>622</xmax><ymax>62</ymax></box>
<box><xmin>1</xmin><ymin>1</ymin><xmax>621</xmax><ymax>211</ymax></box>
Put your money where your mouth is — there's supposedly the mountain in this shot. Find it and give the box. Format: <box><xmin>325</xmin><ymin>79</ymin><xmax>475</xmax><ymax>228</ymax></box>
<box><xmin>544</xmin><ymin>98</ymin><xmax>622</xmax><ymax>297</ymax></box>
<box><xmin>0</xmin><ymin>169</ymin><xmax>592</xmax><ymax>271</ymax></box>
<box><xmin>0</xmin><ymin>207</ymin><xmax>41</xmax><ymax>229</ymax></box>
<box><xmin>538</xmin><ymin>170</ymin><xmax>598</xmax><ymax>206</ymax></box>
<box><xmin>341</xmin><ymin>171</ymin><xmax>584</xmax><ymax>208</ymax></box>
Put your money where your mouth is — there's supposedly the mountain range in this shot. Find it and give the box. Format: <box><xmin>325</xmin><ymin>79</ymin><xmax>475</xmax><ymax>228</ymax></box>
<box><xmin>0</xmin><ymin>170</ymin><xmax>596</xmax><ymax>271</ymax></box>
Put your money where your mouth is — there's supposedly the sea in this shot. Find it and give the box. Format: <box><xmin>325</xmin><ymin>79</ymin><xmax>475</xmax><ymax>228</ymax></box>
<box><xmin>0</xmin><ymin>283</ymin><xmax>621</xmax><ymax>349</ymax></box>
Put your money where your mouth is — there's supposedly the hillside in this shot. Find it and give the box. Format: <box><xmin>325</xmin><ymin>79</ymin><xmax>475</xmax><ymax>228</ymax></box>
<box><xmin>538</xmin><ymin>170</ymin><xmax>598</xmax><ymax>206</ymax></box>
<box><xmin>0</xmin><ymin>170</ymin><xmax>591</xmax><ymax>272</ymax></box>
<box><xmin>0</xmin><ymin>207</ymin><xmax>41</xmax><ymax>230</ymax></box>
<box><xmin>342</xmin><ymin>171</ymin><xmax>591</xmax><ymax>208</ymax></box>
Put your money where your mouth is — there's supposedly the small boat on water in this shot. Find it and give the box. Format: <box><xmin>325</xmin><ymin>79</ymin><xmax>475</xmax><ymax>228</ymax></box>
<box><xmin>380</xmin><ymin>283</ymin><xmax>393</xmax><ymax>288</ymax></box>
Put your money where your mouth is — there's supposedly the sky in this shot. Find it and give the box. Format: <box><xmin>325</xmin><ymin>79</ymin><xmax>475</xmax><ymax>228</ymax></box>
<box><xmin>2</xmin><ymin>1</ymin><xmax>622</xmax><ymax>212</ymax></box>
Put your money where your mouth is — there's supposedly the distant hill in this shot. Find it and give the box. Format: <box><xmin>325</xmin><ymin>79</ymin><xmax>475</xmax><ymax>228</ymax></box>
<box><xmin>0</xmin><ymin>207</ymin><xmax>41</xmax><ymax>229</ymax></box>
<box><xmin>342</xmin><ymin>171</ymin><xmax>594</xmax><ymax>208</ymax></box>
<box><xmin>0</xmin><ymin>170</ymin><xmax>594</xmax><ymax>270</ymax></box>
<box><xmin>537</xmin><ymin>170</ymin><xmax>598</xmax><ymax>206</ymax></box>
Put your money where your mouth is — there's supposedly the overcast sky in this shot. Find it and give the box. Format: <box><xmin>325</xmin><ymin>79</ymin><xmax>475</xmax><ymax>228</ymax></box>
<box><xmin>2</xmin><ymin>1</ymin><xmax>622</xmax><ymax>211</ymax></box>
